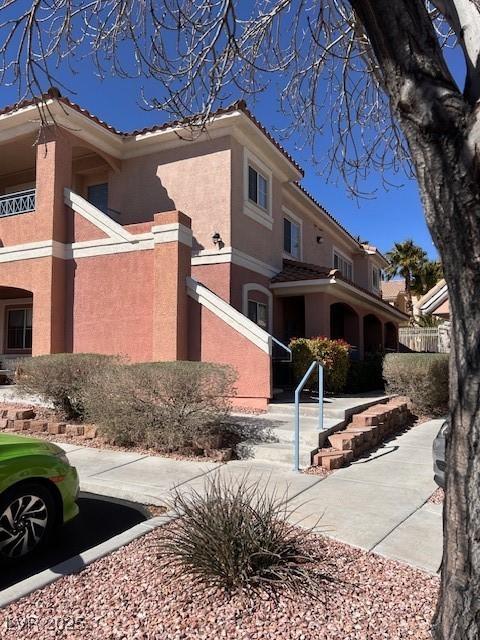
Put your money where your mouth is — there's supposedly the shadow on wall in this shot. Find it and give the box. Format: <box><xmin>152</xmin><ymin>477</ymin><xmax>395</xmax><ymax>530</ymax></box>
<box><xmin>110</xmin><ymin>163</ymin><xmax>177</xmax><ymax>225</ymax></box>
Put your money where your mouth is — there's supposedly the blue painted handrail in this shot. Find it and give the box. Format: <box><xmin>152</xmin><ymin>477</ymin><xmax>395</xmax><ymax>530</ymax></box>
<box><xmin>293</xmin><ymin>360</ymin><xmax>324</xmax><ymax>472</ymax></box>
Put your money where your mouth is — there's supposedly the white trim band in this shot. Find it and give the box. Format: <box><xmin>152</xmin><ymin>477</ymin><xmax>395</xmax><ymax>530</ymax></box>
<box><xmin>152</xmin><ymin>223</ymin><xmax>193</xmax><ymax>247</ymax></box>
<box><xmin>64</xmin><ymin>189</ymin><xmax>133</xmax><ymax>242</ymax></box>
<box><xmin>186</xmin><ymin>276</ymin><xmax>272</xmax><ymax>354</ymax></box>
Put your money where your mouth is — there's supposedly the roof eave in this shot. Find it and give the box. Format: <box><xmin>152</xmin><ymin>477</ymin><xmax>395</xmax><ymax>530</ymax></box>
<box><xmin>271</xmin><ymin>277</ymin><xmax>409</xmax><ymax>320</ymax></box>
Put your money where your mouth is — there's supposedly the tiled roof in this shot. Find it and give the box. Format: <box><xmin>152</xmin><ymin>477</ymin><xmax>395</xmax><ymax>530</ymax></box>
<box><xmin>272</xmin><ymin>259</ymin><xmax>409</xmax><ymax>317</ymax></box>
<box><xmin>381</xmin><ymin>279</ymin><xmax>405</xmax><ymax>299</ymax></box>
<box><xmin>129</xmin><ymin>99</ymin><xmax>304</xmax><ymax>176</ymax></box>
<box><xmin>0</xmin><ymin>90</ymin><xmax>303</xmax><ymax>175</ymax></box>
<box><xmin>271</xmin><ymin>259</ymin><xmax>334</xmax><ymax>283</ymax></box>
<box><xmin>292</xmin><ymin>184</ymin><xmax>364</xmax><ymax>251</ymax></box>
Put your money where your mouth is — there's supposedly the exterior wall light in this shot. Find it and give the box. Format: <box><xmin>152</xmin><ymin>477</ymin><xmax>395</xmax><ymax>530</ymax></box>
<box><xmin>212</xmin><ymin>231</ymin><xmax>224</xmax><ymax>249</ymax></box>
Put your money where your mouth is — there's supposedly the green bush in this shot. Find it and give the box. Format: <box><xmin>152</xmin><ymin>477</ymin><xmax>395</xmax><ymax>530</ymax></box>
<box><xmin>383</xmin><ymin>353</ymin><xmax>449</xmax><ymax>416</ymax></box>
<box><xmin>15</xmin><ymin>353</ymin><xmax>117</xmax><ymax>420</ymax></box>
<box><xmin>346</xmin><ymin>353</ymin><xmax>385</xmax><ymax>393</ymax></box>
<box><xmin>158</xmin><ymin>473</ymin><xmax>318</xmax><ymax>596</ymax></box>
<box><xmin>83</xmin><ymin>361</ymin><xmax>237</xmax><ymax>450</ymax></box>
<box><xmin>289</xmin><ymin>337</ymin><xmax>350</xmax><ymax>393</ymax></box>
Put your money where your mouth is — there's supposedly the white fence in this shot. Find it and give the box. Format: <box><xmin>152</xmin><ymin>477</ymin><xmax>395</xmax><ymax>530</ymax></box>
<box><xmin>399</xmin><ymin>325</ymin><xmax>450</xmax><ymax>353</ymax></box>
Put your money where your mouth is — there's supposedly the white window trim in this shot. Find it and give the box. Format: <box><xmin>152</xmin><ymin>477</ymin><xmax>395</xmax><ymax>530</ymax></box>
<box><xmin>332</xmin><ymin>247</ymin><xmax>354</xmax><ymax>280</ymax></box>
<box><xmin>371</xmin><ymin>265</ymin><xmax>382</xmax><ymax>292</ymax></box>
<box><xmin>247</xmin><ymin>300</ymin><xmax>268</xmax><ymax>331</ymax></box>
<box><xmin>243</xmin><ymin>148</ymin><xmax>273</xmax><ymax>230</ymax></box>
<box><xmin>187</xmin><ymin>277</ymin><xmax>272</xmax><ymax>354</ymax></box>
<box><xmin>242</xmin><ymin>283</ymin><xmax>273</xmax><ymax>333</ymax></box>
<box><xmin>282</xmin><ymin>206</ymin><xmax>303</xmax><ymax>261</ymax></box>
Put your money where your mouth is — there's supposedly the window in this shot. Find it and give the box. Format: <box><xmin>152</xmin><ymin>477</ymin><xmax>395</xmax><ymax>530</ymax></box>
<box><xmin>248</xmin><ymin>166</ymin><xmax>268</xmax><ymax>210</ymax></box>
<box><xmin>87</xmin><ymin>183</ymin><xmax>109</xmax><ymax>214</ymax></box>
<box><xmin>372</xmin><ymin>266</ymin><xmax>382</xmax><ymax>290</ymax></box>
<box><xmin>333</xmin><ymin>250</ymin><xmax>353</xmax><ymax>281</ymax></box>
<box><xmin>284</xmin><ymin>217</ymin><xmax>301</xmax><ymax>258</ymax></box>
<box><xmin>6</xmin><ymin>307</ymin><xmax>32</xmax><ymax>352</ymax></box>
<box><xmin>248</xmin><ymin>300</ymin><xmax>268</xmax><ymax>329</ymax></box>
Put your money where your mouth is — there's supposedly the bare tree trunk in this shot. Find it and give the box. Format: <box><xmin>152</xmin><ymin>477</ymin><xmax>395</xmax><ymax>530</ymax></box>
<box><xmin>350</xmin><ymin>1</ymin><xmax>480</xmax><ymax>637</ymax></box>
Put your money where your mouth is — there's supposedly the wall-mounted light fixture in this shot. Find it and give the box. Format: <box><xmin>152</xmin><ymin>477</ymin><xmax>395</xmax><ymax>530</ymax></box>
<box><xmin>316</xmin><ymin>234</ymin><xmax>323</xmax><ymax>244</ymax></box>
<box><xmin>212</xmin><ymin>231</ymin><xmax>224</xmax><ymax>249</ymax></box>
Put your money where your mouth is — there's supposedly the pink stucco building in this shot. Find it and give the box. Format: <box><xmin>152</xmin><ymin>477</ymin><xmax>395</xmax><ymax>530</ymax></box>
<box><xmin>0</xmin><ymin>90</ymin><xmax>406</xmax><ymax>408</ymax></box>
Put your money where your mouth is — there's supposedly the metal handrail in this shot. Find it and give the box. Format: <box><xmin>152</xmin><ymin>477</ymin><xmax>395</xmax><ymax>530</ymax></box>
<box><xmin>0</xmin><ymin>188</ymin><xmax>36</xmax><ymax>217</ymax></box>
<box><xmin>271</xmin><ymin>336</ymin><xmax>292</xmax><ymax>362</ymax></box>
<box><xmin>293</xmin><ymin>360</ymin><xmax>324</xmax><ymax>472</ymax></box>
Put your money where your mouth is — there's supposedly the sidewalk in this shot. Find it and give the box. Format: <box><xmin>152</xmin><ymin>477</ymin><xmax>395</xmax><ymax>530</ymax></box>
<box><xmin>58</xmin><ymin>418</ymin><xmax>443</xmax><ymax>574</ymax></box>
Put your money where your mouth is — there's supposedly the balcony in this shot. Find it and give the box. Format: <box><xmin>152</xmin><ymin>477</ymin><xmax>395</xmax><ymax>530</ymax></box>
<box><xmin>0</xmin><ymin>189</ymin><xmax>36</xmax><ymax>218</ymax></box>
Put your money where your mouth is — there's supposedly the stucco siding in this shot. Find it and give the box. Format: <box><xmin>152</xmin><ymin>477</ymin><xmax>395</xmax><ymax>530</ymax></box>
<box><xmin>109</xmin><ymin>137</ymin><xmax>232</xmax><ymax>254</ymax></box>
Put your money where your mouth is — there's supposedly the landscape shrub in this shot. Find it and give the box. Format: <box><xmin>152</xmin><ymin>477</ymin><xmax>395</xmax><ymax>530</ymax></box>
<box><xmin>383</xmin><ymin>353</ymin><xmax>449</xmax><ymax>416</ymax></box>
<box><xmin>15</xmin><ymin>353</ymin><xmax>116</xmax><ymax>420</ymax></box>
<box><xmin>83</xmin><ymin>361</ymin><xmax>237</xmax><ymax>450</ymax></box>
<box><xmin>158</xmin><ymin>473</ymin><xmax>318</xmax><ymax>596</ymax></box>
<box><xmin>289</xmin><ymin>337</ymin><xmax>350</xmax><ymax>393</ymax></box>
<box><xmin>346</xmin><ymin>353</ymin><xmax>385</xmax><ymax>393</ymax></box>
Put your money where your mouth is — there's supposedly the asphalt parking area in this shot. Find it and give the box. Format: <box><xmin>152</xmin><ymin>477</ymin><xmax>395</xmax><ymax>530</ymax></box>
<box><xmin>0</xmin><ymin>493</ymin><xmax>148</xmax><ymax>591</ymax></box>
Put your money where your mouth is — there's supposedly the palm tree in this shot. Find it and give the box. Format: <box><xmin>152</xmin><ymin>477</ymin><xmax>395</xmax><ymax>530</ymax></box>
<box><xmin>412</xmin><ymin>260</ymin><xmax>443</xmax><ymax>297</ymax></box>
<box><xmin>415</xmin><ymin>313</ymin><xmax>443</xmax><ymax>328</ymax></box>
<box><xmin>385</xmin><ymin>240</ymin><xmax>427</xmax><ymax>322</ymax></box>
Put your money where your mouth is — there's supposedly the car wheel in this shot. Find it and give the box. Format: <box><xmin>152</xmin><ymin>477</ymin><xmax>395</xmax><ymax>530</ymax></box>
<box><xmin>0</xmin><ymin>483</ymin><xmax>57</xmax><ymax>563</ymax></box>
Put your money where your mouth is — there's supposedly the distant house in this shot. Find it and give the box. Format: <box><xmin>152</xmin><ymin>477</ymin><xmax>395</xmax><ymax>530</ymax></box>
<box><xmin>380</xmin><ymin>279</ymin><xmax>420</xmax><ymax>319</ymax></box>
<box><xmin>415</xmin><ymin>279</ymin><xmax>449</xmax><ymax>320</ymax></box>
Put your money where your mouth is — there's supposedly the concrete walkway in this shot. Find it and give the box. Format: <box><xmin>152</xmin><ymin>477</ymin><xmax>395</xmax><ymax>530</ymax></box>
<box><xmin>57</xmin><ymin>418</ymin><xmax>443</xmax><ymax>574</ymax></box>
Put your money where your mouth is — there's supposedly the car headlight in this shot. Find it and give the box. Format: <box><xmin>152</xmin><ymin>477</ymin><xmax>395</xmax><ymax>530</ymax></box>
<box><xmin>439</xmin><ymin>421</ymin><xmax>450</xmax><ymax>438</ymax></box>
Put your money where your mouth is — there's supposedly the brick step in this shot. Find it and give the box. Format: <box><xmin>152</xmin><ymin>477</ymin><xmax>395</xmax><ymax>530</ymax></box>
<box><xmin>312</xmin><ymin>448</ymin><xmax>353</xmax><ymax>470</ymax></box>
<box><xmin>312</xmin><ymin>398</ymin><xmax>413</xmax><ymax>471</ymax></box>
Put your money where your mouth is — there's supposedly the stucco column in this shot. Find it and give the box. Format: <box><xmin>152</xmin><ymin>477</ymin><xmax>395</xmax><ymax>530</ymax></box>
<box><xmin>32</xmin><ymin>126</ymin><xmax>72</xmax><ymax>354</ymax></box>
<box><xmin>36</xmin><ymin>125</ymin><xmax>72</xmax><ymax>243</ymax></box>
<box><xmin>358</xmin><ymin>315</ymin><xmax>365</xmax><ymax>360</ymax></box>
<box><xmin>152</xmin><ymin>211</ymin><xmax>192</xmax><ymax>361</ymax></box>
<box><xmin>304</xmin><ymin>292</ymin><xmax>330</xmax><ymax>338</ymax></box>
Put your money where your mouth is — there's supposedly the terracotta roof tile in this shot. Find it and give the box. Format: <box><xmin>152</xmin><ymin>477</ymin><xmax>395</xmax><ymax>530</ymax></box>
<box><xmin>381</xmin><ymin>279</ymin><xmax>405</xmax><ymax>299</ymax></box>
<box><xmin>271</xmin><ymin>259</ymin><xmax>334</xmax><ymax>283</ymax></box>
<box><xmin>272</xmin><ymin>259</ymin><xmax>409</xmax><ymax>317</ymax></box>
<box><xmin>0</xmin><ymin>91</ymin><xmax>303</xmax><ymax>175</ymax></box>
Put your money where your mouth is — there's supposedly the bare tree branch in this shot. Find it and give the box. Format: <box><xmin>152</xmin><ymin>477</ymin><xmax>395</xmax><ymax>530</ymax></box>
<box><xmin>0</xmin><ymin>0</ymin><xmax>418</xmax><ymax>196</ymax></box>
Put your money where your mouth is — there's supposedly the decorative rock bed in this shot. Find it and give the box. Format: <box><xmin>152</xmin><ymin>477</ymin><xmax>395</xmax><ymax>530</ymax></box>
<box><xmin>313</xmin><ymin>397</ymin><xmax>413</xmax><ymax>470</ymax></box>
<box><xmin>0</xmin><ymin>403</ymin><xmax>234</xmax><ymax>462</ymax></box>
<box><xmin>0</xmin><ymin>406</ymin><xmax>99</xmax><ymax>440</ymax></box>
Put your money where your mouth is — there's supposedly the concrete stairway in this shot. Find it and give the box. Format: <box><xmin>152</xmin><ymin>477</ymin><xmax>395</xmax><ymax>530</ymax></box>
<box><xmin>234</xmin><ymin>394</ymin><xmax>390</xmax><ymax>468</ymax></box>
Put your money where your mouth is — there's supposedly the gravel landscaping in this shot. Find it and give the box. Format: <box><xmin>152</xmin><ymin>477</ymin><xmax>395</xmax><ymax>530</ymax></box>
<box><xmin>429</xmin><ymin>488</ymin><xmax>445</xmax><ymax>504</ymax></box>
<box><xmin>0</xmin><ymin>528</ymin><xmax>439</xmax><ymax>639</ymax></box>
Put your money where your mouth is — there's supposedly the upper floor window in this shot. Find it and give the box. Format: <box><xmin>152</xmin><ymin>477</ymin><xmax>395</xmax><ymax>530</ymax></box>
<box><xmin>248</xmin><ymin>166</ymin><xmax>268</xmax><ymax>210</ymax></box>
<box><xmin>247</xmin><ymin>300</ymin><xmax>268</xmax><ymax>330</ymax></box>
<box><xmin>372</xmin><ymin>266</ymin><xmax>382</xmax><ymax>291</ymax></box>
<box><xmin>284</xmin><ymin>217</ymin><xmax>301</xmax><ymax>259</ymax></box>
<box><xmin>333</xmin><ymin>250</ymin><xmax>353</xmax><ymax>281</ymax></box>
<box><xmin>87</xmin><ymin>183</ymin><xmax>109</xmax><ymax>215</ymax></box>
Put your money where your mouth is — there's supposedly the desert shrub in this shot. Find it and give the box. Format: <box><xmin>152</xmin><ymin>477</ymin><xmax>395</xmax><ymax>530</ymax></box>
<box><xmin>346</xmin><ymin>353</ymin><xmax>385</xmax><ymax>393</ymax></box>
<box><xmin>83</xmin><ymin>361</ymin><xmax>237</xmax><ymax>450</ymax></box>
<box><xmin>289</xmin><ymin>337</ymin><xmax>350</xmax><ymax>393</ymax></box>
<box><xmin>15</xmin><ymin>353</ymin><xmax>117</xmax><ymax>420</ymax></box>
<box><xmin>158</xmin><ymin>473</ymin><xmax>318</xmax><ymax>596</ymax></box>
<box><xmin>383</xmin><ymin>353</ymin><xmax>449</xmax><ymax>416</ymax></box>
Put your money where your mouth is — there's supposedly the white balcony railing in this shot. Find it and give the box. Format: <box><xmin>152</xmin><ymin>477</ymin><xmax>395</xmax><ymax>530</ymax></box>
<box><xmin>0</xmin><ymin>189</ymin><xmax>36</xmax><ymax>217</ymax></box>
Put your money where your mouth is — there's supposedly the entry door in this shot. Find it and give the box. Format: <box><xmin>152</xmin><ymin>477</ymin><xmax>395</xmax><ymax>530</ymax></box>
<box><xmin>282</xmin><ymin>296</ymin><xmax>305</xmax><ymax>341</ymax></box>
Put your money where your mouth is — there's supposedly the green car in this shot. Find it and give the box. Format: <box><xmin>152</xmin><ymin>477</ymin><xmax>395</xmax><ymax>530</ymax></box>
<box><xmin>0</xmin><ymin>433</ymin><xmax>79</xmax><ymax>563</ymax></box>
